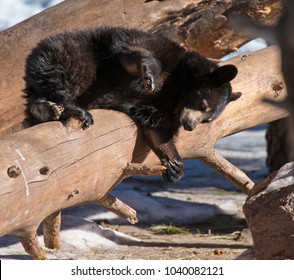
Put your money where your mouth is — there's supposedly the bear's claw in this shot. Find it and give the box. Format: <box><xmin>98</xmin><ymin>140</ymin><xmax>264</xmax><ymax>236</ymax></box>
<box><xmin>163</xmin><ymin>160</ymin><xmax>184</xmax><ymax>183</ymax></box>
<box><xmin>80</xmin><ymin>111</ymin><xmax>94</xmax><ymax>129</ymax></box>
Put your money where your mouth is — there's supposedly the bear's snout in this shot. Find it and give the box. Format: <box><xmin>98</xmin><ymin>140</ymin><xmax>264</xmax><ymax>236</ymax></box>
<box><xmin>180</xmin><ymin>108</ymin><xmax>203</xmax><ymax>131</ymax></box>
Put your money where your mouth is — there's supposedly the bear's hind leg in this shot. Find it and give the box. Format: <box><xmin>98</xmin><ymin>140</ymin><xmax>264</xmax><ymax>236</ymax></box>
<box><xmin>30</xmin><ymin>98</ymin><xmax>64</xmax><ymax>122</ymax></box>
<box><xmin>118</xmin><ymin>49</ymin><xmax>163</xmax><ymax>92</ymax></box>
<box><xmin>29</xmin><ymin>98</ymin><xmax>93</xmax><ymax>129</ymax></box>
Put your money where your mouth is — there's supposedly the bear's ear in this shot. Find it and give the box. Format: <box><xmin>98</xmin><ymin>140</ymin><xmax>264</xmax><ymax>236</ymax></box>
<box><xmin>210</xmin><ymin>64</ymin><xmax>238</xmax><ymax>86</ymax></box>
<box><xmin>118</xmin><ymin>47</ymin><xmax>158</xmax><ymax>77</ymax></box>
<box><xmin>229</xmin><ymin>91</ymin><xmax>242</xmax><ymax>102</ymax></box>
<box><xmin>119</xmin><ymin>54</ymin><xmax>142</xmax><ymax>77</ymax></box>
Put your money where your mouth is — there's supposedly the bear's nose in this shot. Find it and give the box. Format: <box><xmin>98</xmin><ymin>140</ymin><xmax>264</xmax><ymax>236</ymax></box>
<box><xmin>182</xmin><ymin>121</ymin><xmax>195</xmax><ymax>131</ymax></box>
<box><xmin>180</xmin><ymin>108</ymin><xmax>203</xmax><ymax>131</ymax></box>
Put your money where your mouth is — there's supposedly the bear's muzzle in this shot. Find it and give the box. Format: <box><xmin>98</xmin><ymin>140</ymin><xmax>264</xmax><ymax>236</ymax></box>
<box><xmin>180</xmin><ymin>108</ymin><xmax>204</xmax><ymax>131</ymax></box>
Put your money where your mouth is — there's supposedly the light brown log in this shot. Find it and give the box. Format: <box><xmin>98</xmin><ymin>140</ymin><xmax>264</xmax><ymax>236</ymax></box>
<box><xmin>0</xmin><ymin>0</ymin><xmax>281</xmax><ymax>137</ymax></box>
<box><xmin>0</xmin><ymin>46</ymin><xmax>288</xmax><ymax>246</ymax></box>
<box><xmin>19</xmin><ymin>233</ymin><xmax>47</xmax><ymax>260</ymax></box>
<box><xmin>97</xmin><ymin>195</ymin><xmax>138</xmax><ymax>225</ymax></box>
<box><xmin>43</xmin><ymin>211</ymin><xmax>61</xmax><ymax>250</ymax></box>
<box><xmin>200</xmin><ymin>151</ymin><xmax>254</xmax><ymax>194</ymax></box>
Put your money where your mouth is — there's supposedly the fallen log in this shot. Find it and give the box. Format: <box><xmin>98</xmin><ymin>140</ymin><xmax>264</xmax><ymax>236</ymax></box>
<box><xmin>0</xmin><ymin>46</ymin><xmax>288</xmax><ymax>259</ymax></box>
<box><xmin>0</xmin><ymin>0</ymin><xmax>281</xmax><ymax>137</ymax></box>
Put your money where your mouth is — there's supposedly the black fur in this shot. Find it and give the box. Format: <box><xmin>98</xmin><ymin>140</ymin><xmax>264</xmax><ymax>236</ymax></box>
<box><xmin>24</xmin><ymin>26</ymin><xmax>239</xmax><ymax>183</ymax></box>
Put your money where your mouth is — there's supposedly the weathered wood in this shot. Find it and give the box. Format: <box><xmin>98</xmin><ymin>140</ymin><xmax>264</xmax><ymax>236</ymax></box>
<box><xmin>0</xmin><ymin>0</ymin><xmax>281</xmax><ymax>137</ymax></box>
<box><xmin>97</xmin><ymin>194</ymin><xmax>138</xmax><ymax>225</ymax></box>
<box><xmin>43</xmin><ymin>211</ymin><xmax>62</xmax><ymax>250</ymax></box>
<box><xmin>19</xmin><ymin>233</ymin><xmax>47</xmax><ymax>260</ymax></box>
<box><xmin>0</xmin><ymin>46</ymin><xmax>288</xmax><ymax>259</ymax></box>
<box><xmin>149</xmin><ymin>0</ymin><xmax>281</xmax><ymax>57</ymax></box>
<box><xmin>200</xmin><ymin>151</ymin><xmax>254</xmax><ymax>194</ymax></box>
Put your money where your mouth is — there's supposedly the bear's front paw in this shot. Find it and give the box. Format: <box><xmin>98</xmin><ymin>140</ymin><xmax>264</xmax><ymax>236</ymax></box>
<box><xmin>30</xmin><ymin>100</ymin><xmax>64</xmax><ymax>122</ymax></box>
<box><xmin>162</xmin><ymin>160</ymin><xmax>184</xmax><ymax>183</ymax></box>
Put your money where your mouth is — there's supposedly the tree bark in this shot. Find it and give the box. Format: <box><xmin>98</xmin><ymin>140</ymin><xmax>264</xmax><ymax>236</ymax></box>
<box><xmin>0</xmin><ymin>0</ymin><xmax>281</xmax><ymax>137</ymax></box>
<box><xmin>0</xmin><ymin>46</ymin><xmax>288</xmax><ymax>259</ymax></box>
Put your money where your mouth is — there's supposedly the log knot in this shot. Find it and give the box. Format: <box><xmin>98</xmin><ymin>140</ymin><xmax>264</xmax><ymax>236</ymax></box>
<box><xmin>39</xmin><ymin>166</ymin><xmax>50</xmax><ymax>175</ymax></box>
<box><xmin>7</xmin><ymin>165</ymin><xmax>21</xmax><ymax>178</ymax></box>
<box><xmin>271</xmin><ymin>79</ymin><xmax>284</xmax><ymax>98</ymax></box>
<box><xmin>67</xmin><ymin>189</ymin><xmax>80</xmax><ymax>200</ymax></box>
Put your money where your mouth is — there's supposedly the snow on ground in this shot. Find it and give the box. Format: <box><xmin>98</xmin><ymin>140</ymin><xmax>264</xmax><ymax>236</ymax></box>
<box><xmin>0</xmin><ymin>1</ymin><xmax>269</xmax><ymax>259</ymax></box>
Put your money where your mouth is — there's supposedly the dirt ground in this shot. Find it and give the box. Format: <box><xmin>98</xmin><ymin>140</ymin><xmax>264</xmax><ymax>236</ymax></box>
<box><xmin>0</xmin><ymin>218</ymin><xmax>254</xmax><ymax>260</ymax></box>
<box><xmin>96</xmin><ymin>225</ymin><xmax>253</xmax><ymax>260</ymax></box>
<box><xmin>50</xmin><ymin>216</ymin><xmax>253</xmax><ymax>260</ymax></box>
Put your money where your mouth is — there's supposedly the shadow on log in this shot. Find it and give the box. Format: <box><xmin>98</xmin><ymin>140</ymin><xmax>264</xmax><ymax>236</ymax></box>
<box><xmin>0</xmin><ymin>46</ymin><xmax>288</xmax><ymax>259</ymax></box>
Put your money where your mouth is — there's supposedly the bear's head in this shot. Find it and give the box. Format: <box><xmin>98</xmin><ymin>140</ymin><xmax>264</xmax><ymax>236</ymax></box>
<box><xmin>177</xmin><ymin>52</ymin><xmax>240</xmax><ymax>131</ymax></box>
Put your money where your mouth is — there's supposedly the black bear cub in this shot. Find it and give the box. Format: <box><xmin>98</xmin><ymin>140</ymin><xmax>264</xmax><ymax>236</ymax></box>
<box><xmin>24</xmin><ymin>26</ymin><xmax>240</xmax><ymax>183</ymax></box>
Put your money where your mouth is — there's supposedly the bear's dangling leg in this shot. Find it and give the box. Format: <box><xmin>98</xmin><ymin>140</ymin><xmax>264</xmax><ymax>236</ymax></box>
<box><xmin>142</xmin><ymin>127</ymin><xmax>184</xmax><ymax>183</ymax></box>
